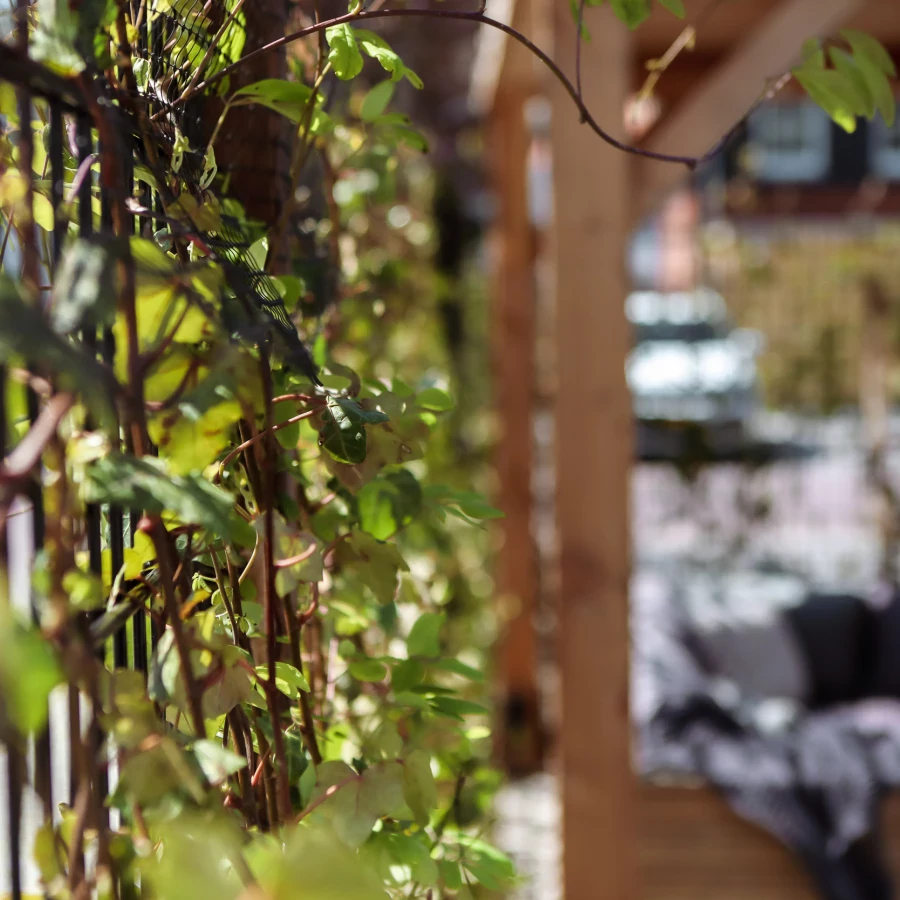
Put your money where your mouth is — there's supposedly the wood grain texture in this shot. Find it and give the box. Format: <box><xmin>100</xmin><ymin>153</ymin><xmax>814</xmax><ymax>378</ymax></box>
<box><xmin>490</xmin><ymin>80</ymin><xmax>543</xmax><ymax>775</ymax></box>
<box><xmin>548</xmin><ymin>1</ymin><xmax>637</xmax><ymax>896</ymax></box>
<box><xmin>640</xmin><ymin>785</ymin><xmax>900</xmax><ymax>899</ymax></box>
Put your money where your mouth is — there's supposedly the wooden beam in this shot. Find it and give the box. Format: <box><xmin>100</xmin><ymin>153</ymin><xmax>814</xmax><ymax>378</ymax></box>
<box><xmin>490</xmin><ymin>84</ymin><xmax>542</xmax><ymax>776</ymax></box>
<box><xmin>548</xmin><ymin>2</ymin><xmax>637</xmax><ymax>898</ymax></box>
<box><xmin>469</xmin><ymin>0</ymin><xmax>518</xmax><ymax>115</ymax></box>
<box><xmin>489</xmin><ymin>0</ymin><xmax>543</xmax><ymax>777</ymax></box>
<box><xmin>634</xmin><ymin>0</ymin><xmax>864</xmax><ymax>220</ymax></box>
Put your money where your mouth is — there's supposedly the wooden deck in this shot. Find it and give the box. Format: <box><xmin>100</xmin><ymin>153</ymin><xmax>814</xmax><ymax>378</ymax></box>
<box><xmin>641</xmin><ymin>785</ymin><xmax>900</xmax><ymax>899</ymax></box>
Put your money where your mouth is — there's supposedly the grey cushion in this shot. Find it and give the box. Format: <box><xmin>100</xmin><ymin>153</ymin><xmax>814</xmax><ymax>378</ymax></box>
<box><xmin>692</xmin><ymin>612</ymin><xmax>811</xmax><ymax>702</ymax></box>
<box><xmin>681</xmin><ymin>571</ymin><xmax>811</xmax><ymax>703</ymax></box>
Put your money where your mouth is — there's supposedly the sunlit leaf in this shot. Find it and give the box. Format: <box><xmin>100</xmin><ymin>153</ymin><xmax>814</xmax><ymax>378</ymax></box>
<box><xmin>193</xmin><ymin>739</ymin><xmax>247</xmax><ymax>785</ymax></box>
<box><xmin>349</xmin><ymin>658</ymin><xmax>387</xmax><ymax>683</ymax></box>
<box><xmin>406</xmin><ymin>611</ymin><xmax>445</xmax><ymax>658</ymax></box>
<box><xmin>326</xmin><ymin>24</ymin><xmax>364</xmax><ymax>81</ymax></box>
<box><xmin>794</xmin><ymin>66</ymin><xmax>862</xmax><ymax>132</ymax></box>
<box><xmin>320</xmin><ymin>396</ymin><xmax>388</xmax><ymax>465</ymax></box>
<box><xmin>0</xmin><ymin>275</ymin><xmax>118</xmax><ymax>432</ymax></box>
<box><xmin>402</xmin><ymin>750</ymin><xmax>436</xmax><ymax>825</ymax></box>
<box><xmin>0</xmin><ymin>608</ymin><xmax>62</xmax><ymax>735</ymax></box>
<box><xmin>256</xmin><ymin>661</ymin><xmax>310</xmax><ymax>698</ymax></box>
<box><xmin>85</xmin><ymin>454</ymin><xmax>236</xmax><ymax>538</ymax></box>
<box><xmin>841</xmin><ymin>29</ymin><xmax>897</xmax><ymax>78</ymax></box>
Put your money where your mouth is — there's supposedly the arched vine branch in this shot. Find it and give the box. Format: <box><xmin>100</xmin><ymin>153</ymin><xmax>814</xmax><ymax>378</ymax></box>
<box><xmin>170</xmin><ymin>1</ymin><xmax>798</xmax><ymax>171</ymax></box>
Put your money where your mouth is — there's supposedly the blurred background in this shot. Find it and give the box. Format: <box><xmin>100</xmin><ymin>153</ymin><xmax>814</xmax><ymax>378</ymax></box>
<box><xmin>449</xmin><ymin>1</ymin><xmax>900</xmax><ymax>898</ymax></box>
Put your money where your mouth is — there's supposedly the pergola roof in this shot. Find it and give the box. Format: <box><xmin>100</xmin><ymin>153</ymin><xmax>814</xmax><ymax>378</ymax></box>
<box><xmin>470</xmin><ymin>0</ymin><xmax>900</xmax><ymax>117</ymax></box>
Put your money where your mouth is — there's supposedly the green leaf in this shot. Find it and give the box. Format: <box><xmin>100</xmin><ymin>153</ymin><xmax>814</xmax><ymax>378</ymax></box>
<box><xmin>320</xmin><ymin>396</ymin><xmax>388</xmax><ymax>465</ymax></box>
<box><xmin>123</xmin><ymin>530</ymin><xmax>156</xmax><ymax>580</ymax></box>
<box><xmin>800</xmin><ymin>37</ymin><xmax>825</xmax><ymax>70</ymax></box>
<box><xmin>429</xmin><ymin>697</ymin><xmax>489</xmax><ymax>721</ymax></box>
<box><xmin>407</xmin><ymin>612</ymin><xmax>445</xmax><ymax>658</ymax></box>
<box><xmin>348</xmin><ymin>658</ymin><xmax>387</xmax><ymax>683</ymax></box>
<box><xmin>231</xmin><ymin>79</ymin><xmax>315</xmax><ymax>122</ymax></box>
<box><xmin>202</xmin><ymin>661</ymin><xmax>254</xmax><ymax>718</ymax></box>
<box><xmin>365</xmin><ymin>831</ymin><xmax>439</xmax><ymax>887</ymax></box>
<box><xmin>32</xmin><ymin>193</ymin><xmax>56</xmax><ymax>233</ymax></box>
<box><xmin>356</xmin><ymin>30</ymin><xmax>422</xmax><ymax>88</ymax></box>
<box><xmin>274</xmin><ymin>396</ymin><xmax>302</xmax><ymax>450</ymax></box>
<box><xmin>841</xmin><ymin>29</ymin><xmax>897</xmax><ymax>78</ymax></box>
<box><xmin>439</xmin><ymin>859</ymin><xmax>463</xmax><ymax>891</ymax></box>
<box><xmin>610</xmin><ymin>0</ymin><xmax>651</xmax><ymax>29</ymax></box>
<box><xmin>192</xmin><ymin>739</ymin><xmax>247</xmax><ymax>785</ymax></box>
<box><xmin>388</xmin><ymin>125</ymin><xmax>430</xmax><ymax>153</ymax></box>
<box><xmin>326</xmin><ymin>24</ymin><xmax>364</xmax><ymax>81</ymax></box>
<box><xmin>357</xmin><ymin>470</ymin><xmax>422</xmax><ymax>540</ymax></box>
<box><xmin>0</xmin><ymin>609</ymin><xmax>62</xmax><ymax>735</ymax></box>
<box><xmin>363</xmin><ymin>720</ymin><xmax>403</xmax><ymax>759</ymax></box>
<box><xmin>85</xmin><ymin>454</ymin><xmax>236</xmax><ymax>539</ymax></box>
<box><xmin>415</xmin><ymin>387</ymin><xmax>454</xmax><ymax>411</ymax></box>
<box><xmin>140</xmin><ymin>813</ymin><xmax>246</xmax><ymax>900</ymax></box>
<box><xmin>431</xmin><ymin>658</ymin><xmax>485</xmax><ymax>682</ymax></box>
<box><xmin>402</xmin><ymin>750</ymin><xmax>437</xmax><ymax>825</ymax></box>
<box><xmin>793</xmin><ymin>66</ymin><xmax>862</xmax><ymax>132</ymax></box>
<box><xmin>361</xmin><ymin>80</ymin><xmax>395</xmax><ymax>123</ymax></box>
<box><xmin>150</xmin><ymin>399</ymin><xmax>242</xmax><ymax>476</ymax></box>
<box><xmin>0</xmin><ymin>275</ymin><xmax>118</xmax><ymax>432</ymax></box>
<box><xmin>851</xmin><ymin>47</ymin><xmax>897</xmax><ymax>127</ymax></box>
<box><xmin>455</xmin><ymin>834</ymin><xmax>516</xmax><ymax>891</ymax></box>
<box><xmin>828</xmin><ymin>47</ymin><xmax>875</xmax><ymax>118</ymax></box>
<box><xmin>309</xmin><ymin>761</ymin><xmax>405</xmax><ymax>848</ymax></box>
<box><xmin>392</xmin><ymin>659</ymin><xmax>425</xmax><ymax>692</ymax></box>
<box><xmin>256</xmin><ymin>661</ymin><xmax>310</xmax><ymax>698</ymax></box>
<box><xmin>424</xmin><ymin>485</ymin><xmax>504</xmax><ymax>522</ymax></box>
<box><xmin>393</xmin><ymin>691</ymin><xmax>430</xmax><ymax>710</ymax></box>
<box><xmin>62</xmin><ymin>569</ymin><xmax>104</xmax><ymax>612</ymax></box>
<box><xmin>657</xmin><ymin>0</ymin><xmax>685</xmax><ymax>17</ymax></box>
<box><xmin>336</xmin><ymin>530</ymin><xmax>408</xmax><ymax>605</ymax></box>
<box><xmin>298</xmin><ymin>757</ymin><xmax>317</xmax><ymax>806</ymax></box>
<box><xmin>264</xmin><ymin>824</ymin><xmax>387</xmax><ymax>899</ymax></box>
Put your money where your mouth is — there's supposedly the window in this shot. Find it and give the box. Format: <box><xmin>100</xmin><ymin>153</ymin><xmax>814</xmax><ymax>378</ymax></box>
<box><xmin>745</xmin><ymin>103</ymin><xmax>831</xmax><ymax>183</ymax></box>
<box><xmin>869</xmin><ymin>117</ymin><xmax>900</xmax><ymax>180</ymax></box>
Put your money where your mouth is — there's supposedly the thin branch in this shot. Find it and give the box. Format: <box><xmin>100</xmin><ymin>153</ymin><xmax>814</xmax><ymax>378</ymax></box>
<box><xmin>173</xmin><ymin>4</ymin><xmax>793</xmax><ymax>169</ymax></box>
<box><xmin>294</xmin><ymin>772</ymin><xmax>360</xmax><ymax>823</ymax></box>
<box><xmin>575</xmin><ymin>0</ymin><xmax>586</xmax><ymax>122</ymax></box>
<box><xmin>0</xmin><ymin>392</ymin><xmax>73</xmax><ymax>484</ymax></box>
<box><xmin>274</xmin><ymin>544</ymin><xmax>319</xmax><ymax>569</ymax></box>
<box><xmin>297</xmin><ymin>581</ymin><xmax>319</xmax><ymax>627</ymax></box>
<box><xmin>636</xmin><ymin>0</ymin><xmax>728</xmax><ymax>103</ymax></box>
<box><xmin>147</xmin><ymin>517</ymin><xmax>207</xmax><ymax>737</ymax></box>
<box><xmin>258</xmin><ymin>354</ymin><xmax>293</xmax><ymax>824</ymax></box>
<box><xmin>217</xmin><ymin>409</ymin><xmax>317</xmax><ymax>476</ymax></box>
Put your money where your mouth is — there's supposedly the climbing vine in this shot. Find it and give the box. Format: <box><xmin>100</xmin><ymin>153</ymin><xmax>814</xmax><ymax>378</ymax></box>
<box><xmin>0</xmin><ymin>1</ymin><xmax>896</xmax><ymax>899</ymax></box>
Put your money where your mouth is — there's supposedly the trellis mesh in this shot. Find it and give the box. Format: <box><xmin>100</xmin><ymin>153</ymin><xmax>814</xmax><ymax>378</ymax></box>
<box><xmin>127</xmin><ymin>0</ymin><xmax>321</xmax><ymax>381</ymax></box>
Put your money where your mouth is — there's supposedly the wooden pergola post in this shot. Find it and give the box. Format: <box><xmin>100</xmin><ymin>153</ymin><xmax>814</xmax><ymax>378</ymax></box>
<box><xmin>488</xmin><ymin>1</ymin><xmax>543</xmax><ymax>777</ymax></box>
<box><xmin>547</xmin><ymin>3</ymin><xmax>638</xmax><ymax>898</ymax></box>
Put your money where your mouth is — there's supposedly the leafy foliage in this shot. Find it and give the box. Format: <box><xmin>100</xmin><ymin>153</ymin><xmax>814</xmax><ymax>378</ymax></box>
<box><xmin>577</xmin><ymin>2</ymin><xmax>896</xmax><ymax>134</ymax></box>
<box><xmin>2</xmin><ymin>2</ymin><xmax>895</xmax><ymax>899</ymax></box>
<box><xmin>794</xmin><ymin>32</ymin><xmax>897</xmax><ymax>131</ymax></box>
<box><xmin>0</xmin><ymin>3</ymin><xmax>510</xmax><ymax>899</ymax></box>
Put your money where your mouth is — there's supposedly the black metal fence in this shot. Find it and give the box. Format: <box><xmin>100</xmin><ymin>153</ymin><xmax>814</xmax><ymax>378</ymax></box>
<box><xmin>0</xmin><ymin>44</ymin><xmax>151</xmax><ymax>900</ymax></box>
